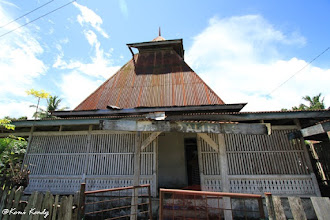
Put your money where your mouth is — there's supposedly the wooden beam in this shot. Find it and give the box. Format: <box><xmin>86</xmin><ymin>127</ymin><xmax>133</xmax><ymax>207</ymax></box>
<box><xmin>53</xmin><ymin>104</ymin><xmax>246</xmax><ymax>117</ymax></box>
<box><xmin>272</xmin><ymin>125</ymin><xmax>298</xmax><ymax>130</ymax></box>
<box><xmin>197</xmin><ymin>133</ymin><xmax>219</xmax><ymax>152</ymax></box>
<box><xmin>167</xmin><ymin>110</ymin><xmax>330</xmax><ymax>121</ymax></box>
<box><xmin>141</xmin><ymin>132</ymin><xmax>161</xmax><ymax>151</ymax></box>
<box><xmin>300</xmin><ymin>121</ymin><xmax>330</xmax><ymax>138</ymax></box>
<box><xmin>101</xmin><ymin>120</ymin><xmax>268</xmax><ymax>135</ymax></box>
<box><xmin>0</xmin><ymin>130</ymin><xmax>133</xmax><ymax>138</ymax></box>
<box><xmin>12</xmin><ymin>119</ymin><xmax>100</xmax><ymax>127</ymax></box>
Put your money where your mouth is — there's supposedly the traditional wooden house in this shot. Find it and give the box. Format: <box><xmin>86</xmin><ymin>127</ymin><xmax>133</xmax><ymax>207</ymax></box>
<box><xmin>5</xmin><ymin>35</ymin><xmax>330</xmax><ymax>197</ymax></box>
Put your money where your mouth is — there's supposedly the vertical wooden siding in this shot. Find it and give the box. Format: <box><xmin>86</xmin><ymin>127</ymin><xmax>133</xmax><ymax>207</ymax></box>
<box><xmin>24</xmin><ymin>132</ymin><xmax>157</xmax><ymax>195</ymax></box>
<box><xmin>225</xmin><ymin>130</ymin><xmax>309</xmax><ymax>175</ymax></box>
<box><xmin>198</xmin><ymin>133</ymin><xmax>222</xmax><ymax>191</ymax></box>
<box><xmin>198</xmin><ymin>130</ymin><xmax>316</xmax><ymax>195</ymax></box>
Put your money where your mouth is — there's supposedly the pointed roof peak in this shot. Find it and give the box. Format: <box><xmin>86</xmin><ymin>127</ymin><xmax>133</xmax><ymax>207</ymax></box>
<box><xmin>152</xmin><ymin>27</ymin><xmax>165</xmax><ymax>41</ymax></box>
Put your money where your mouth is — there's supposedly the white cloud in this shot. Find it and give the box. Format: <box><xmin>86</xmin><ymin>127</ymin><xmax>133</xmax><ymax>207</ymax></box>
<box><xmin>84</xmin><ymin>30</ymin><xmax>98</xmax><ymax>46</ymax></box>
<box><xmin>59</xmin><ymin>72</ymin><xmax>104</xmax><ymax>109</ymax></box>
<box><xmin>0</xmin><ymin>4</ymin><xmax>47</xmax><ymax>118</ymax></box>
<box><xmin>0</xmin><ymin>0</ymin><xmax>18</xmax><ymax>9</ymax></box>
<box><xmin>186</xmin><ymin>15</ymin><xmax>329</xmax><ymax>111</ymax></box>
<box><xmin>53</xmin><ymin>36</ymin><xmax>121</xmax><ymax>79</ymax></box>
<box><xmin>53</xmin><ymin>27</ymin><xmax>120</xmax><ymax>81</ymax></box>
<box><xmin>119</xmin><ymin>0</ymin><xmax>128</xmax><ymax>17</ymax></box>
<box><xmin>0</xmin><ymin>100</ymin><xmax>36</xmax><ymax>119</ymax></box>
<box><xmin>53</xmin><ymin>2</ymin><xmax>120</xmax><ymax>106</ymax></box>
<box><xmin>73</xmin><ymin>2</ymin><xmax>109</xmax><ymax>38</ymax></box>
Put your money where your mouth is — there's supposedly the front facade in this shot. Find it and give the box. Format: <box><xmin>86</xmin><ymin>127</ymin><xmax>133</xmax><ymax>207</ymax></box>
<box><xmin>5</xmin><ymin>35</ymin><xmax>330</xmax><ymax>197</ymax></box>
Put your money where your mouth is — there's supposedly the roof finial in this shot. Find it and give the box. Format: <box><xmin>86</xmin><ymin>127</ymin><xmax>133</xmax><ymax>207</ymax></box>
<box><xmin>152</xmin><ymin>28</ymin><xmax>165</xmax><ymax>41</ymax></box>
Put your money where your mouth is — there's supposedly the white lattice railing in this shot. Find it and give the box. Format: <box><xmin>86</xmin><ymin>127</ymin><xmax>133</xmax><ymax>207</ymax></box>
<box><xmin>25</xmin><ymin>176</ymin><xmax>83</xmax><ymax>194</ymax></box>
<box><xmin>86</xmin><ymin>176</ymin><xmax>155</xmax><ymax>196</ymax></box>
<box><xmin>229</xmin><ymin>175</ymin><xmax>316</xmax><ymax>195</ymax></box>
<box><xmin>24</xmin><ymin>132</ymin><xmax>158</xmax><ymax>196</ymax></box>
<box><xmin>202</xmin><ymin>176</ymin><xmax>222</xmax><ymax>192</ymax></box>
<box><xmin>25</xmin><ymin>175</ymin><xmax>156</xmax><ymax>196</ymax></box>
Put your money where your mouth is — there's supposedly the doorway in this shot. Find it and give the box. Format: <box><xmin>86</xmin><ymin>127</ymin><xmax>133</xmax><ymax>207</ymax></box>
<box><xmin>184</xmin><ymin>138</ymin><xmax>201</xmax><ymax>188</ymax></box>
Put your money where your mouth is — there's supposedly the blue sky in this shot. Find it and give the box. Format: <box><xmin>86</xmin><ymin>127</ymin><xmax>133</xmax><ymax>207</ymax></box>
<box><xmin>0</xmin><ymin>0</ymin><xmax>329</xmax><ymax>118</ymax></box>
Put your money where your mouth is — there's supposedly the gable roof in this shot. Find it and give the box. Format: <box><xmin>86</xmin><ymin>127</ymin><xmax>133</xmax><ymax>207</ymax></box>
<box><xmin>75</xmin><ymin>39</ymin><xmax>225</xmax><ymax>111</ymax></box>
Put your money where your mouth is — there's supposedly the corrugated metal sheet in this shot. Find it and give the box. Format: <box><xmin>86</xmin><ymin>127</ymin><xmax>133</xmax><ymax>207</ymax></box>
<box><xmin>75</xmin><ymin>47</ymin><xmax>224</xmax><ymax>111</ymax></box>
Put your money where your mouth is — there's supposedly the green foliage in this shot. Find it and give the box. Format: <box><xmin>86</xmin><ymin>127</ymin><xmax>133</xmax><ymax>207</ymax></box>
<box><xmin>0</xmin><ymin>119</ymin><xmax>28</xmax><ymax>187</ymax></box>
<box><xmin>0</xmin><ymin>118</ymin><xmax>15</xmax><ymax>130</ymax></box>
<box><xmin>33</xmin><ymin>95</ymin><xmax>68</xmax><ymax>119</ymax></box>
<box><xmin>4</xmin><ymin>116</ymin><xmax>28</xmax><ymax>120</ymax></box>
<box><xmin>0</xmin><ymin>137</ymin><xmax>27</xmax><ymax>172</ymax></box>
<box><xmin>282</xmin><ymin>93</ymin><xmax>327</xmax><ymax>111</ymax></box>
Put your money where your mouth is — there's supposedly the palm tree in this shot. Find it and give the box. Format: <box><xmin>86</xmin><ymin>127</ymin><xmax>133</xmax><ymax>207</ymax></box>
<box><xmin>302</xmin><ymin>93</ymin><xmax>325</xmax><ymax>110</ymax></box>
<box><xmin>33</xmin><ymin>96</ymin><xmax>68</xmax><ymax>119</ymax></box>
<box><xmin>291</xmin><ymin>93</ymin><xmax>326</xmax><ymax>110</ymax></box>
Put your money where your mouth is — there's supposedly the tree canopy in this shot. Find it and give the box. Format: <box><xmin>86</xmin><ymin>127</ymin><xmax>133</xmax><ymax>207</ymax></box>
<box><xmin>33</xmin><ymin>95</ymin><xmax>68</xmax><ymax>119</ymax></box>
<box><xmin>282</xmin><ymin>93</ymin><xmax>327</xmax><ymax>111</ymax></box>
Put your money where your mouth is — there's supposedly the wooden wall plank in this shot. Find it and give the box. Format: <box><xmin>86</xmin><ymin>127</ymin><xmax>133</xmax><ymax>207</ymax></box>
<box><xmin>288</xmin><ymin>197</ymin><xmax>307</xmax><ymax>220</ymax></box>
<box><xmin>41</xmin><ymin>191</ymin><xmax>53</xmax><ymax>220</ymax></box>
<box><xmin>9</xmin><ymin>187</ymin><xmax>24</xmax><ymax>220</ymax></box>
<box><xmin>3</xmin><ymin>186</ymin><xmax>17</xmax><ymax>220</ymax></box>
<box><xmin>311</xmin><ymin>197</ymin><xmax>330</xmax><ymax>220</ymax></box>
<box><xmin>272</xmin><ymin>196</ymin><xmax>286</xmax><ymax>220</ymax></box>
<box><xmin>51</xmin><ymin>195</ymin><xmax>59</xmax><ymax>220</ymax></box>
<box><xmin>22</xmin><ymin>192</ymin><xmax>38</xmax><ymax>220</ymax></box>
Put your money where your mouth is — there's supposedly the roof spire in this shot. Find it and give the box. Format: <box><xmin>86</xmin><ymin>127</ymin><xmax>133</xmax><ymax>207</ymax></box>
<box><xmin>152</xmin><ymin>27</ymin><xmax>165</xmax><ymax>41</ymax></box>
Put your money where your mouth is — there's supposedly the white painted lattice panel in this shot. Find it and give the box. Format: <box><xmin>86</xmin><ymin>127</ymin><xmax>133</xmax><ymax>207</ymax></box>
<box><xmin>230</xmin><ymin>177</ymin><xmax>316</xmax><ymax>195</ymax></box>
<box><xmin>198</xmin><ymin>134</ymin><xmax>222</xmax><ymax>192</ymax></box>
<box><xmin>25</xmin><ymin>177</ymin><xmax>82</xmax><ymax>194</ymax></box>
<box><xmin>85</xmin><ymin>176</ymin><xmax>154</xmax><ymax>196</ymax></box>
<box><xmin>225</xmin><ymin>130</ymin><xmax>309</xmax><ymax>175</ymax></box>
<box><xmin>199</xmin><ymin>134</ymin><xmax>221</xmax><ymax>175</ymax></box>
<box><xmin>24</xmin><ymin>132</ymin><xmax>158</xmax><ymax>195</ymax></box>
<box><xmin>25</xmin><ymin>135</ymin><xmax>88</xmax><ymax>176</ymax></box>
<box><xmin>29</xmin><ymin>135</ymin><xmax>88</xmax><ymax>154</ymax></box>
<box><xmin>202</xmin><ymin>176</ymin><xmax>222</xmax><ymax>192</ymax></box>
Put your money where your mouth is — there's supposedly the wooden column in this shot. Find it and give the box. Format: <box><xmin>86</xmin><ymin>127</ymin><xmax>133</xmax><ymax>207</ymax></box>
<box><xmin>294</xmin><ymin>119</ymin><xmax>321</xmax><ymax>196</ymax></box>
<box><xmin>22</xmin><ymin>126</ymin><xmax>34</xmax><ymax>167</ymax></box>
<box><xmin>82</xmin><ymin>125</ymin><xmax>93</xmax><ymax>183</ymax></box>
<box><xmin>218</xmin><ymin>134</ymin><xmax>232</xmax><ymax>220</ymax></box>
<box><xmin>196</xmin><ymin>135</ymin><xmax>205</xmax><ymax>190</ymax></box>
<box><xmin>218</xmin><ymin>134</ymin><xmax>229</xmax><ymax>192</ymax></box>
<box><xmin>131</xmin><ymin>131</ymin><xmax>142</xmax><ymax>220</ymax></box>
<box><xmin>153</xmin><ymin>135</ymin><xmax>158</xmax><ymax>197</ymax></box>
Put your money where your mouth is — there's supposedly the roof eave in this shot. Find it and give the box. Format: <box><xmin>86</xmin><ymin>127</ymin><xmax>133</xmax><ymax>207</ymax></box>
<box><xmin>52</xmin><ymin>103</ymin><xmax>247</xmax><ymax>118</ymax></box>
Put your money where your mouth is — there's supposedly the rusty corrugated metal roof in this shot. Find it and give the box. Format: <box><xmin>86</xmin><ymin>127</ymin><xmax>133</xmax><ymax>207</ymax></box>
<box><xmin>75</xmin><ymin>46</ymin><xmax>224</xmax><ymax>111</ymax></box>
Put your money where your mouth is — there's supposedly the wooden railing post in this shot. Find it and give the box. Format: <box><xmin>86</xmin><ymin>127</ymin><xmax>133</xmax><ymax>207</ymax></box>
<box><xmin>258</xmin><ymin>196</ymin><xmax>265</xmax><ymax>219</ymax></box>
<box><xmin>148</xmin><ymin>185</ymin><xmax>153</xmax><ymax>219</ymax></box>
<box><xmin>77</xmin><ymin>183</ymin><xmax>86</xmax><ymax>220</ymax></box>
<box><xmin>265</xmin><ymin>192</ymin><xmax>275</xmax><ymax>220</ymax></box>
<box><xmin>159</xmin><ymin>189</ymin><xmax>164</xmax><ymax>220</ymax></box>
